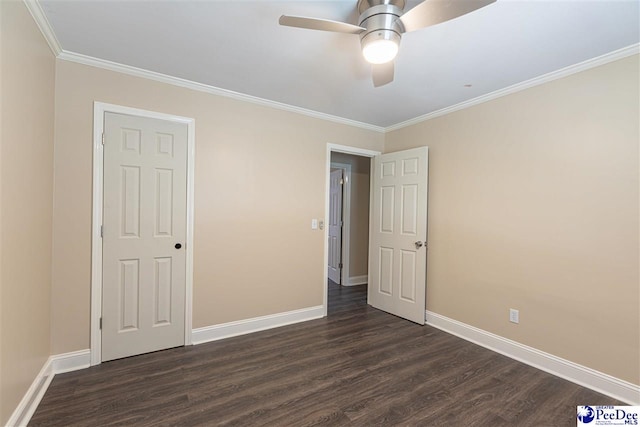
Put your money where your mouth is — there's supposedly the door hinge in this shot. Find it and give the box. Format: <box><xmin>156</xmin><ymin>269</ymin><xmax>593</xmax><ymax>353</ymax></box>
<box><xmin>101</xmin><ymin>132</ymin><xmax>105</xmax><ymax>145</ymax></box>
<box><xmin>99</xmin><ymin>317</ymin><xmax>102</xmax><ymax>329</ymax></box>
<box><xmin>100</xmin><ymin>225</ymin><xmax>103</xmax><ymax>238</ymax></box>
<box><xmin>339</xmin><ymin>262</ymin><xmax>343</xmax><ymax>269</ymax></box>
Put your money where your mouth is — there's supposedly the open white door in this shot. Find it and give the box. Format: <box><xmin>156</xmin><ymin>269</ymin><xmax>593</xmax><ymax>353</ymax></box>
<box><xmin>102</xmin><ymin>112</ymin><xmax>188</xmax><ymax>361</ymax></box>
<box><xmin>368</xmin><ymin>147</ymin><xmax>428</xmax><ymax>325</ymax></box>
<box><xmin>328</xmin><ymin>169</ymin><xmax>343</xmax><ymax>283</ymax></box>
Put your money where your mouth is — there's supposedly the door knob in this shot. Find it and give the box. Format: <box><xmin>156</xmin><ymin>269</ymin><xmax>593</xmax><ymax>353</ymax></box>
<box><xmin>175</xmin><ymin>243</ymin><xmax>182</xmax><ymax>249</ymax></box>
<box><xmin>414</xmin><ymin>241</ymin><xmax>423</xmax><ymax>249</ymax></box>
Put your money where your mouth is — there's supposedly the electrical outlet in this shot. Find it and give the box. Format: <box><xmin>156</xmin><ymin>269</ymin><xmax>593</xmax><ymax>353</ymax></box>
<box><xmin>311</xmin><ymin>219</ymin><xmax>318</xmax><ymax>230</ymax></box>
<box><xmin>509</xmin><ymin>308</ymin><xmax>519</xmax><ymax>324</ymax></box>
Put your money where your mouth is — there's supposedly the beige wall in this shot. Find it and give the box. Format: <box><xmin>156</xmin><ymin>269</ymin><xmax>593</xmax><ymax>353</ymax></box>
<box><xmin>51</xmin><ymin>60</ymin><xmax>384</xmax><ymax>354</ymax></box>
<box><xmin>385</xmin><ymin>55</ymin><xmax>640</xmax><ymax>385</ymax></box>
<box><xmin>331</xmin><ymin>152</ymin><xmax>371</xmax><ymax>279</ymax></box>
<box><xmin>3</xmin><ymin>6</ymin><xmax>638</xmax><ymax>419</ymax></box>
<box><xmin>0</xmin><ymin>1</ymin><xmax>56</xmax><ymax>424</ymax></box>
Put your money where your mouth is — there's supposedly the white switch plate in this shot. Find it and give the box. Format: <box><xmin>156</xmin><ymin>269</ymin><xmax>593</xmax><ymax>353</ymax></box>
<box><xmin>509</xmin><ymin>308</ymin><xmax>519</xmax><ymax>324</ymax></box>
<box><xmin>311</xmin><ymin>219</ymin><xmax>318</xmax><ymax>230</ymax></box>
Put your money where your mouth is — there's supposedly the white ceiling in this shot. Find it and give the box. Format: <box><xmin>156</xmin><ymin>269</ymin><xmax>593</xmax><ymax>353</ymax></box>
<box><xmin>39</xmin><ymin>0</ymin><xmax>639</xmax><ymax>128</ymax></box>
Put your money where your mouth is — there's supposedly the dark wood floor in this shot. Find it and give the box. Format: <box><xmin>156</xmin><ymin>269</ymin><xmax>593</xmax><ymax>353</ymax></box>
<box><xmin>30</xmin><ymin>281</ymin><xmax>621</xmax><ymax>426</ymax></box>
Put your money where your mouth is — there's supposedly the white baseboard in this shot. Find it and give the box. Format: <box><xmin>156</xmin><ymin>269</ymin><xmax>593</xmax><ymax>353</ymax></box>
<box><xmin>343</xmin><ymin>275</ymin><xmax>368</xmax><ymax>286</ymax></box>
<box><xmin>20</xmin><ymin>310</ymin><xmax>637</xmax><ymax>423</ymax></box>
<box><xmin>5</xmin><ymin>358</ymin><xmax>53</xmax><ymax>427</ymax></box>
<box><xmin>9</xmin><ymin>305</ymin><xmax>322</xmax><ymax>425</ymax></box>
<box><xmin>9</xmin><ymin>306</ymin><xmax>328</xmax><ymax>424</ymax></box>
<box><xmin>50</xmin><ymin>349</ymin><xmax>91</xmax><ymax>374</ymax></box>
<box><xmin>192</xmin><ymin>305</ymin><xmax>324</xmax><ymax>345</ymax></box>
<box><xmin>425</xmin><ymin>311</ymin><xmax>640</xmax><ymax>405</ymax></box>
<box><xmin>6</xmin><ymin>349</ymin><xmax>90</xmax><ymax>426</ymax></box>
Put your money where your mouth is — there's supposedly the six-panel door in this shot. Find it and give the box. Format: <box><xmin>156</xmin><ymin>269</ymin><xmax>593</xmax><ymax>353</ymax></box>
<box><xmin>368</xmin><ymin>147</ymin><xmax>428</xmax><ymax>325</ymax></box>
<box><xmin>102</xmin><ymin>112</ymin><xmax>188</xmax><ymax>362</ymax></box>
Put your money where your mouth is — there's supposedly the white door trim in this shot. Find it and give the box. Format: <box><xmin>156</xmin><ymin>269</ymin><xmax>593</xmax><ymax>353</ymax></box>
<box><xmin>324</xmin><ymin>144</ymin><xmax>380</xmax><ymax>316</ymax></box>
<box><xmin>91</xmin><ymin>102</ymin><xmax>195</xmax><ymax>366</ymax></box>
<box><xmin>329</xmin><ymin>162</ymin><xmax>351</xmax><ymax>285</ymax></box>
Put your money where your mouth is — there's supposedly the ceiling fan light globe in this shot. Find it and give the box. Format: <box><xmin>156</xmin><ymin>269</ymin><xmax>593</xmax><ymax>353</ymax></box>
<box><xmin>363</xmin><ymin>39</ymin><xmax>398</xmax><ymax>64</ymax></box>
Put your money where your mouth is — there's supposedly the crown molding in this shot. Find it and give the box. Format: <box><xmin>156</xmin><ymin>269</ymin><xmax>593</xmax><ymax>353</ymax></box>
<box><xmin>23</xmin><ymin>0</ymin><xmax>62</xmax><ymax>56</ymax></box>
<box><xmin>22</xmin><ymin>0</ymin><xmax>638</xmax><ymax>134</ymax></box>
<box><xmin>57</xmin><ymin>43</ymin><xmax>640</xmax><ymax>134</ymax></box>
<box><xmin>385</xmin><ymin>43</ymin><xmax>640</xmax><ymax>132</ymax></box>
<box><xmin>56</xmin><ymin>50</ymin><xmax>385</xmax><ymax>133</ymax></box>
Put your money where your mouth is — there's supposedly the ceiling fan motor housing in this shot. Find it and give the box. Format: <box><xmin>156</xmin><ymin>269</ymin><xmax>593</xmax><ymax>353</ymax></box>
<box><xmin>357</xmin><ymin>0</ymin><xmax>406</xmax><ymax>15</ymax></box>
<box><xmin>357</xmin><ymin>1</ymin><xmax>405</xmax><ymax>53</ymax></box>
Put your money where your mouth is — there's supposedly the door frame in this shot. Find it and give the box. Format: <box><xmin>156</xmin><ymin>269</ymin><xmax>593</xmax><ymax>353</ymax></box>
<box><xmin>328</xmin><ymin>162</ymin><xmax>350</xmax><ymax>285</ymax></box>
<box><xmin>324</xmin><ymin>143</ymin><xmax>380</xmax><ymax>316</ymax></box>
<box><xmin>90</xmin><ymin>102</ymin><xmax>196</xmax><ymax>365</ymax></box>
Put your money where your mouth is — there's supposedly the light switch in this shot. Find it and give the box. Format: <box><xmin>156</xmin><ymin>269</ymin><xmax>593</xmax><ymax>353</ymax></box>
<box><xmin>311</xmin><ymin>219</ymin><xmax>318</xmax><ymax>230</ymax></box>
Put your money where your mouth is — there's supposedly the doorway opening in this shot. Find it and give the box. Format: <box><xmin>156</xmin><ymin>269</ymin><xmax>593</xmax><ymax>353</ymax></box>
<box><xmin>324</xmin><ymin>144</ymin><xmax>429</xmax><ymax>324</ymax></box>
<box><xmin>324</xmin><ymin>144</ymin><xmax>380</xmax><ymax>316</ymax></box>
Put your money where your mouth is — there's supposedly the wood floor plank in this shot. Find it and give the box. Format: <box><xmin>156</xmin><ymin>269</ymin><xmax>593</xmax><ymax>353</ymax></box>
<box><xmin>30</xmin><ymin>281</ymin><xmax>623</xmax><ymax>426</ymax></box>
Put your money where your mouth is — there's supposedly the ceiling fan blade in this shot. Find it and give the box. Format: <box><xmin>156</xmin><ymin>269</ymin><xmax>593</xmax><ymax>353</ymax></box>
<box><xmin>372</xmin><ymin>62</ymin><xmax>394</xmax><ymax>87</ymax></box>
<box><xmin>396</xmin><ymin>0</ymin><xmax>495</xmax><ymax>33</ymax></box>
<box><xmin>279</xmin><ymin>15</ymin><xmax>366</xmax><ymax>34</ymax></box>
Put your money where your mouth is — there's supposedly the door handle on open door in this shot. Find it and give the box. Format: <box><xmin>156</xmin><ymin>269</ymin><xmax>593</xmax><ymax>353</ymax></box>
<box><xmin>414</xmin><ymin>241</ymin><xmax>423</xmax><ymax>249</ymax></box>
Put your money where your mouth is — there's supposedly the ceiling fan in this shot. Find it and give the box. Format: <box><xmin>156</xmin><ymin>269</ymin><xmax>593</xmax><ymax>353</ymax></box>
<box><xmin>279</xmin><ymin>0</ymin><xmax>495</xmax><ymax>87</ymax></box>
